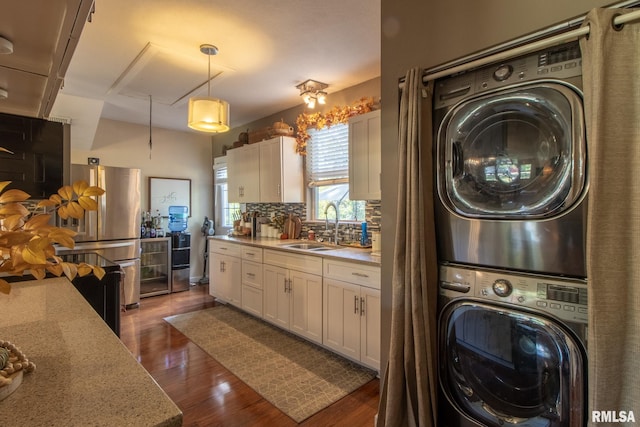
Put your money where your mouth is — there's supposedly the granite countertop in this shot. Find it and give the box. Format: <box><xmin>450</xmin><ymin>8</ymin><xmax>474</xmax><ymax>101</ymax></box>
<box><xmin>209</xmin><ymin>235</ymin><xmax>381</xmax><ymax>266</ymax></box>
<box><xmin>0</xmin><ymin>277</ymin><xmax>182</xmax><ymax>427</ymax></box>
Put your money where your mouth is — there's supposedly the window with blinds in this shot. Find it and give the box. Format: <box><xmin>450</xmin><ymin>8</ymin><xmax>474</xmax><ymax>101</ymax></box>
<box><xmin>306</xmin><ymin>124</ymin><xmax>365</xmax><ymax>221</ymax></box>
<box><xmin>306</xmin><ymin>124</ymin><xmax>349</xmax><ymax>186</ymax></box>
<box><xmin>213</xmin><ymin>158</ymin><xmax>239</xmax><ymax>229</ymax></box>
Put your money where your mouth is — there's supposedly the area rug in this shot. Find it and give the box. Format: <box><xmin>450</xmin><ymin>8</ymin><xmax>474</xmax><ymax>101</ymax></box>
<box><xmin>164</xmin><ymin>305</ymin><xmax>376</xmax><ymax>422</ymax></box>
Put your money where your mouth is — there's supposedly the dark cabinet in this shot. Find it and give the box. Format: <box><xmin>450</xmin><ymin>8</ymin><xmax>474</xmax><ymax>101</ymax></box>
<box><xmin>61</xmin><ymin>253</ymin><xmax>122</xmax><ymax>337</ymax></box>
<box><xmin>71</xmin><ymin>270</ymin><xmax>122</xmax><ymax>337</ymax></box>
<box><xmin>0</xmin><ymin>112</ymin><xmax>66</xmax><ymax>198</ymax></box>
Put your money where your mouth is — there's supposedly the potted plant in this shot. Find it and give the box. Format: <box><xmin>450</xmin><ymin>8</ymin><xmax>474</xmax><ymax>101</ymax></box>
<box><xmin>0</xmin><ymin>178</ymin><xmax>106</xmax><ymax>293</ymax></box>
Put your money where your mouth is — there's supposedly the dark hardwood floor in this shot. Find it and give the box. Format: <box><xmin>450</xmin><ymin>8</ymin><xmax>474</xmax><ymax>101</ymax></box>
<box><xmin>120</xmin><ymin>284</ymin><xmax>380</xmax><ymax>427</ymax></box>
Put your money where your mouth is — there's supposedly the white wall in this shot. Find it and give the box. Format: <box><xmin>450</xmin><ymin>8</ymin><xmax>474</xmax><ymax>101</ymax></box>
<box><xmin>71</xmin><ymin>117</ymin><xmax>214</xmax><ymax>282</ymax></box>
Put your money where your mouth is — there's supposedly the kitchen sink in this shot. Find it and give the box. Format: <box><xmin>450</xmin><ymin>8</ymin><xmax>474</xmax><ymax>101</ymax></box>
<box><xmin>281</xmin><ymin>243</ymin><xmax>341</xmax><ymax>251</ymax></box>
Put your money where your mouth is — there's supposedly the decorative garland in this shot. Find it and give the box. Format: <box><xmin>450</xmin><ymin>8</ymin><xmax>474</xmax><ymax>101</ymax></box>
<box><xmin>295</xmin><ymin>97</ymin><xmax>376</xmax><ymax>155</ymax></box>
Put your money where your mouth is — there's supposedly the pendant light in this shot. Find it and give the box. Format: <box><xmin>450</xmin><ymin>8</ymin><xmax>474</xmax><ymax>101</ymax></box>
<box><xmin>188</xmin><ymin>44</ymin><xmax>230</xmax><ymax>133</ymax></box>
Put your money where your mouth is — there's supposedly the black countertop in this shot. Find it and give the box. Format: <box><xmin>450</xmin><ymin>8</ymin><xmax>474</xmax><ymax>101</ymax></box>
<box><xmin>58</xmin><ymin>252</ymin><xmax>121</xmax><ymax>271</ymax></box>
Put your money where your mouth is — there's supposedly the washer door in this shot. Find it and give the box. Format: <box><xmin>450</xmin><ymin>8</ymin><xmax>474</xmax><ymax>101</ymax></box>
<box><xmin>437</xmin><ymin>82</ymin><xmax>585</xmax><ymax>218</ymax></box>
<box><xmin>439</xmin><ymin>301</ymin><xmax>585</xmax><ymax>427</ymax></box>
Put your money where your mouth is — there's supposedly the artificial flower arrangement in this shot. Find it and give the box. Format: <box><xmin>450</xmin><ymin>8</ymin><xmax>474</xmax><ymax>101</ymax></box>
<box><xmin>294</xmin><ymin>97</ymin><xmax>377</xmax><ymax>155</ymax></box>
<box><xmin>0</xmin><ymin>148</ymin><xmax>106</xmax><ymax>294</ymax></box>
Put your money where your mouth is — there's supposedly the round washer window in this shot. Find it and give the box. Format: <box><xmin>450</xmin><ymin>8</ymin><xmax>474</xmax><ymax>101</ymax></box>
<box><xmin>439</xmin><ymin>301</ymin><xmax>585</xmax><ymax>426</ymax></box>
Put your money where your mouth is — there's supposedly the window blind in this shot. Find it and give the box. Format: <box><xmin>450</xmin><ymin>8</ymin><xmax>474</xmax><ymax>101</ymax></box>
<box><xmin>213</xmin><ymin>160</ymin><xmax>227</xmax><ymax>183</ymax></box>
<box><xmin>306</xmin><ymin>123</ymin><xmax>349</xmax><ymax>187</ymax></box>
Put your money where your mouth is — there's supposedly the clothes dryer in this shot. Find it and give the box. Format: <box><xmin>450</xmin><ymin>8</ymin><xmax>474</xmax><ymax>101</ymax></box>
<box><xmin>433</xmin><ymin>41</ymin><xmax>587</xmax><ymax>278</ymax></box>
<box><xmin>437</xmin><ymin>263</ymin><xmax>587</xmax><ymax>427</ymax></box>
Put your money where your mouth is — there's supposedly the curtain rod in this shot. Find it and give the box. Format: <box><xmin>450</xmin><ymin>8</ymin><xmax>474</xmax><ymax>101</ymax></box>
<box><xmin>422</xmin><ymin>9</ymin><xmax>640</xmax><ymax>83</ymax></box>
<box><xmin>397</xmin><ymin>2</ymin><xmax>640</xmax><ymax>88</ymax></box>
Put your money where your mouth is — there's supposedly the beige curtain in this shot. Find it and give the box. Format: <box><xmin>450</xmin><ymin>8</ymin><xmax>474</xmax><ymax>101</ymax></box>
<box><xmin>377</xmin><ymin>69</ymin><xmax>438</xmax><ymax>426</ymax></box>
<box><xmin>580</xmin><ymin>8</ymin><xmax>640</xmax><ymax>425</ymax></box>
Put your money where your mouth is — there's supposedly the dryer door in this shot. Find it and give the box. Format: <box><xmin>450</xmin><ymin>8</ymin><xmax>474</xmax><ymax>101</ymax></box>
<box><xmin>439</xmin><ymin>300</ymin><xmax>586</xmax><ymax>427</ymax></box>
<box><xmin>437</xmin><ymin>82</ymin><xmax>585</xmax><ymax>218</ymax></box>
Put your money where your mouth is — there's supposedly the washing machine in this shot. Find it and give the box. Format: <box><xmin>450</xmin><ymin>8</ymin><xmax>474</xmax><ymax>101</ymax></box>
<box><xmin>438</xmin><ymin>263</ymin><xmax>587</xmax><ymax>427</ymax></box>
<box><xmin>433</xmin><ymin>41</ymin><xmax>587</xmax><ymax>278</ymax></box>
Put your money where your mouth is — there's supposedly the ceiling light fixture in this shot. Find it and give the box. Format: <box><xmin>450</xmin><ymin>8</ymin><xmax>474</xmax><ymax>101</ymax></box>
<box><xmin>0</xmin><ymin>88</ymin><xmax>7</xmax><ymax>100</ymax></box>
<box><xmin>296</xmin><ymin>79</ymin><xmax>328</xmax><ymax>109</ymax></box>
<box><xmin>0</xmin><ymin>36</ymin><xmax>13</xmax><ymax>55</ymax></box>
<box><xmin>188</xmin><ymin>44</ymin><xmax>230</xmax><ymax>133</ymax></box>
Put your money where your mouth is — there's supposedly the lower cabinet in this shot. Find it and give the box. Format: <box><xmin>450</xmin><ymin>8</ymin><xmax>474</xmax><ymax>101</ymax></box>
<box><xmin>323</xmin><ymin>260</ymin><xmax>381</xmax><ymax>370</ymax></box>
<box><xmin>208</xmin><ymin>241</ymin><xmax>380</xmax><ymax>370</ymax></box>
<box><xmin>209</xmin><ymin>241</ymin><xmax>242</xmax><ymax>307</ymax></box>
<box><xmin>263</xmin><ymin>250</ymin><xmax>323</xmax><ymax>344</ymax></box>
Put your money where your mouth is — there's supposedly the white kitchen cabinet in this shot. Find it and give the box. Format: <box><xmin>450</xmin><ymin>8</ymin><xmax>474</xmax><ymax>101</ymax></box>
<box><xmin>348</xmin><ymin>109</ymin><xmax>381</xmax><ymax>200</ymax></box>
<box><xmin>323</xmin><ymin>259</ymin><xmax>381</xmax><ymax>370</ymax></box>
<box><xmin>263</xmin><ymin>264</ymin><xmax>291</xmax><ymax>329</ymax></box>
<box><xmin>259</xmin><ymin>136</ymin><xmax>304</xmax><ymax>203</ymax></box>
<box><xmin>227</xmin><ymin>143</ymin><xmax>260</xmax><ymax>202</ymax></box>
<box><xmin>241</xmin><ymin>247</ymin><xmax>263</xmax><ymax>318</ymax></box>
<box><xmin>209</xmin><ymin>240</ymin><xmax>242</xmax><ymax>307</ymax></box>
<box><xmin>263</xmin><ymin>249</ymin><xmax>323</xmax><ymax>344</ymax></box>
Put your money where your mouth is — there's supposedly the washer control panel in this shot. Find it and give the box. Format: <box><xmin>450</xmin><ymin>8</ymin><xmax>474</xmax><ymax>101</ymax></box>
<box><xmin>439</xmin><ymin>264</ymin><xmax>587</xmax><ymax>324</ymax></box>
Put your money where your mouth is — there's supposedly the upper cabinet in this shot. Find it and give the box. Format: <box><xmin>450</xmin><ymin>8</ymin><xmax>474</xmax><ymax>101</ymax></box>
<box><xmin>0</xmin><ymin>112</ymin><xmax>66</xmax><ymax>198</ymax></box>
<box><xmin>259</xmin><ymin>136</ymin><xmax>304</xmax><ymax>203</ymax></box>
<box><xmin>348</xmin><ymin>110</ymin><xmax>381</xmax><ymax>200</ymax></box>
<box><xmin>227</xmin><ymin>143</ymin><xmax>260</xmax><ymax>203</ymax></box>
<box><xmin>227</xmin><ymin>136</ymin><xmax>304</xmax><ymax>203</ymax></box>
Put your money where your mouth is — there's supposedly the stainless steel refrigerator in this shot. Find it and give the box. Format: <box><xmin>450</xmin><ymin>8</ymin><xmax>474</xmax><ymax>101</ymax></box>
<box><xmin>56</xmin><ymin>164</ymin><xmax>142</xmax><ymax>308</ymax></box>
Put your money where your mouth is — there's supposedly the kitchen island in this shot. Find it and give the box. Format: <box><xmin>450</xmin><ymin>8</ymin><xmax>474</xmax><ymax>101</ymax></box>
<box><xmin>0</xmin><ymin>277</ymin><xmax>182</xmax><ymax>427</ymax></box>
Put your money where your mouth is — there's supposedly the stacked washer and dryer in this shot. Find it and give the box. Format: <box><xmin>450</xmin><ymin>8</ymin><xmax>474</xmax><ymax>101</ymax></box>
<box><xmin>433</xmin><ymin>41</ymin><xmax>589</xmax><ymax>427</ymax></box>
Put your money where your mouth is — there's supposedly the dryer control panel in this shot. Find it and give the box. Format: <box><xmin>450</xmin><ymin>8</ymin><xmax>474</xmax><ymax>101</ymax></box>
<box><xmin>439</xmin><ymin>264</ymin><xmax>588</xmax><ymax>325</ymax></box>
<box><xmin>434</xmin><ymin>41</ymin><xmax>582</xmax><ymax>109</ymax></box>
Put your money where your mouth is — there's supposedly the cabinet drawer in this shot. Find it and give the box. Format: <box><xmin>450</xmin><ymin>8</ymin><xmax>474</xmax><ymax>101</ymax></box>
<box><xmin>242</xmin><ymin>260</ymin><xmax>263</xmax><ymax>289</ymax></box>
<box><xmin>242</xmin><ymin>247</ymin><xmax>263</xmax><ymax>262</ymax></box>
<box><xmin>323</xmin><ymin>259</ymin><xmax>380</xmax><ymax>290</ymax></box>
<box><xmin>263</xmin><ymin>249</ymin><xmax>323</xmax><ymax>276</ymax></box>
<box><xmin>209</xmin><ymin>239</ymin><xmax>242</xmax><ymax>257</ymax></box>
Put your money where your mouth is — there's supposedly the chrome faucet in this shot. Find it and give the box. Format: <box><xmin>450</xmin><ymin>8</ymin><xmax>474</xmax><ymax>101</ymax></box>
<box><xmin>324</xmin><ymin>202</ymin><xmax>339</xmax><ymax>245</ymax></box>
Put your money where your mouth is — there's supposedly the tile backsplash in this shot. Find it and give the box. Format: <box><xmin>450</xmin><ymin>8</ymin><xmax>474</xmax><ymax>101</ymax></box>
<box><xmin>245</xmin><ymin>200</ymin><xmax>381</xmax><ymax>244</ymax></box>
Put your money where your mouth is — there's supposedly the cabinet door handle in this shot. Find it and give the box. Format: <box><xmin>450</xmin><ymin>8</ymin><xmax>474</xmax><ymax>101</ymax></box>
<box><xmin>283</xmin><ymin>278</ymin><xmax>288</xmax><ymax>293</ymax></box>
<box><xmin>352</xmin><ymin>272</ymin><xmax>369</xmax><ymax>278</ymax></box>
<box><xmin>246</xmin><ymin>272</ymin><xmax>255</xmax><ymax>278</ymax></box>
<box><xmin>360</xmin><ymin>297</ymin><xmax>365</xmax><ymax>317</ymax></box>
<box><xmin>354</xmin><ymin>295</ymin><xmax>359</xmax><ymax>314</ymax></box>
<box><xmin>219</xmin><ymin>261</ymin><xmax>224</xmax><ymax>272</ymax></box>
<box><xmin>277</xmin><ymin>183</ymin><xmax>281</xmax><ymax>196</ymax></box>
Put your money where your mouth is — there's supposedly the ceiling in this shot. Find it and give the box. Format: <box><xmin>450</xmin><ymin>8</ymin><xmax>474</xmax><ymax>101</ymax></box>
<box><xmin>0</xmin><ymin>0</ymin><xmax>381</xmax><ymax>149</ymax></box>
